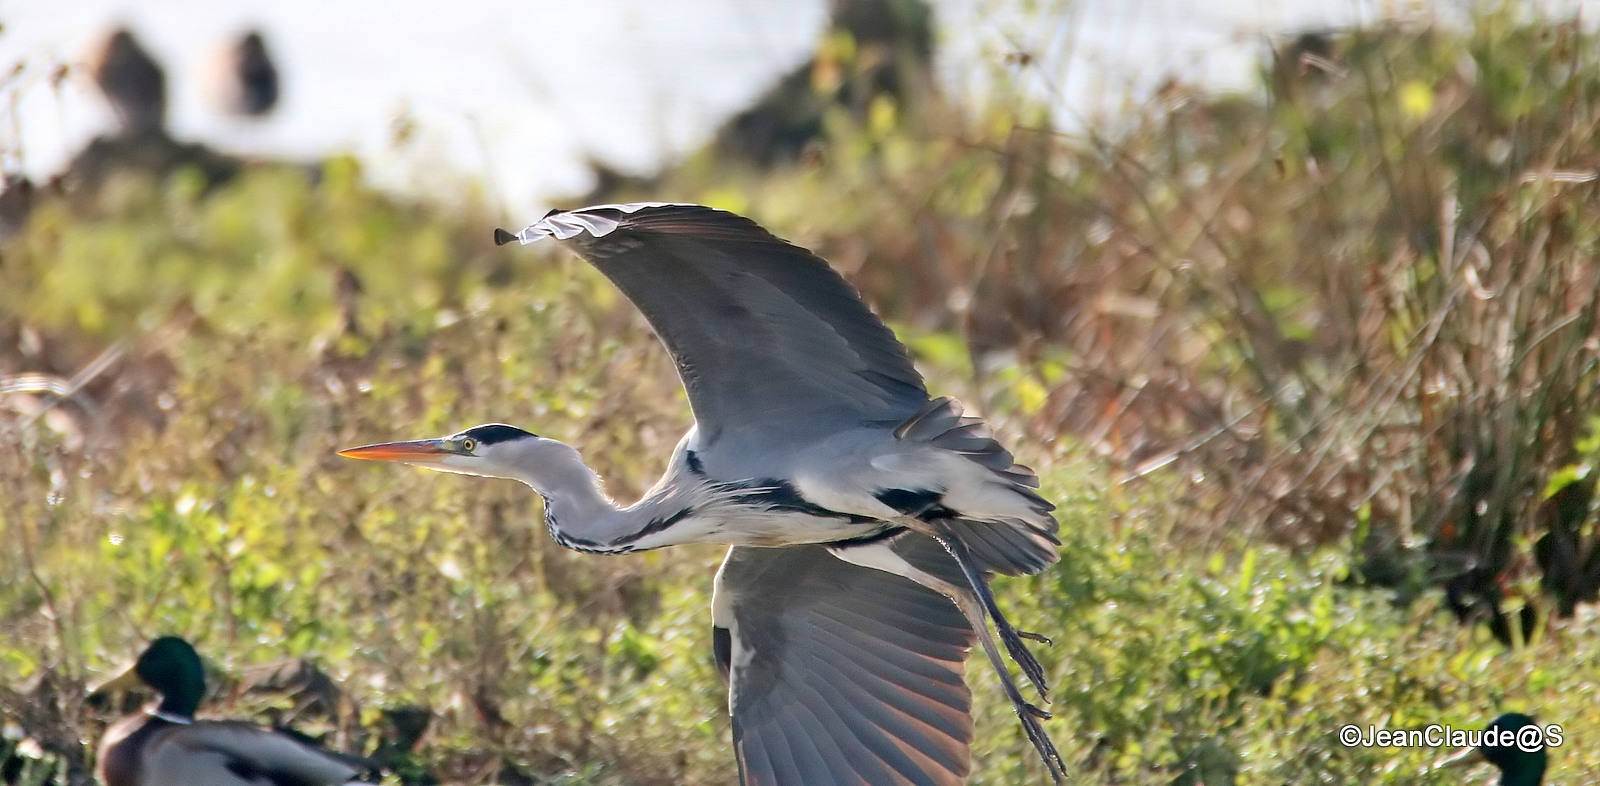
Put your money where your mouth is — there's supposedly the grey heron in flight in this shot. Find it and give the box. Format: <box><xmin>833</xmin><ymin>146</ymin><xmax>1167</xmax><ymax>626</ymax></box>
<box><xmin>341</xmin><ymin>203</ymin><xmax>1067</xmax><ymax>784</ymax></box>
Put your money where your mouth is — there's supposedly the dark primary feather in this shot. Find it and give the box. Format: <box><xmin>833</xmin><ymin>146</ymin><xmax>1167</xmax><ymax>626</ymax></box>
<box><xmin>542</xmin><ymin>204</ymin><xmax>930</xmax><ymax>438</ymax></box>
<box><xmin>719</xmin><ymin>543</ymin><xmax>974</xmax><ymax>786</ymax></box>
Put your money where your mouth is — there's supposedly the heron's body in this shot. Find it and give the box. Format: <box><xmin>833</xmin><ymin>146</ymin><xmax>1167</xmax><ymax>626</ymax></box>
<box><xmin>520</xmin><ymin>427</ymin><xmax>875</xmax><ymax>552</ymax></box>
<box><xmin>521</xmin><ymin>413</ymin><xmax>1051</xmax><ymax>558</ymax></box>
<box><xmin>95</xmin><ymin>637</ymin><xmax>366</xmax><ymax>786</ymax></box>
<box><xmin>344</xmin><ymin>203</ymin><xmax>1066</xmax><ymax>784</ymax></box>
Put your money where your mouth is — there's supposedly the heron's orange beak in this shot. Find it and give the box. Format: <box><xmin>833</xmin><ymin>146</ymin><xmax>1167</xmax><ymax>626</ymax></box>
<box><xmin>337</xmin><ymin>438</ymin><xmax>450</xmax><ymax>462</ymax></box>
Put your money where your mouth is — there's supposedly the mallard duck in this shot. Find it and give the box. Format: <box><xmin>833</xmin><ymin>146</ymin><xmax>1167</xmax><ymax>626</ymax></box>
<box><xmin>95</xmin><ymin>636</ymin><xmax>368</xmax><ymax>786</ymax></box>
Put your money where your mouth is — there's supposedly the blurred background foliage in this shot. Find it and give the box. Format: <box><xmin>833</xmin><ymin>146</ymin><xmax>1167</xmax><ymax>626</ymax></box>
<box><xmin>3</xmin><ymin>2</ymin><xmax>1600</xmax><ymax>784</ymax></box>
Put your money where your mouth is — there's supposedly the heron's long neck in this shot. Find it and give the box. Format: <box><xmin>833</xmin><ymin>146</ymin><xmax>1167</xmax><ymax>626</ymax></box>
<box><xmin>507</xmin><ymin>440</ymin><xmax>680</xmax><ymax>553</ymax></box>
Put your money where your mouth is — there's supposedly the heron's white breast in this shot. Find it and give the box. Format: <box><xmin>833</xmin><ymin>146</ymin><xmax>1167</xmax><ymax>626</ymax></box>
<box><xmin>630</xmin><ymin>504</ymin><xmax>883</xmax><ymax>549</ymax></box>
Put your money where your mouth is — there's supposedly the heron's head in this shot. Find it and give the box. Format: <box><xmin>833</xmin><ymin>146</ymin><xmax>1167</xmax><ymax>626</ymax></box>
<box><xmin>338</xmin><ymin>423</ymin><xmax>548</xmax><ymax>481</ymax></box>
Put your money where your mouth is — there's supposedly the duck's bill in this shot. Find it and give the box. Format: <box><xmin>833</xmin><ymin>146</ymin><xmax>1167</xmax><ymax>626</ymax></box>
<box><xmin>88</xmin><ymin>663</ymin><xmax>144</xmax><ymax>698</ymax></box>
<box><xmin>1430</xmin><ymin>745</ymin><xmax>1482</xmax><ymax>770</ymax></box>
<box><xmin>337</xmin><ymin>439</ymin><xmax>448</xmax><ymax>462</ymax></box>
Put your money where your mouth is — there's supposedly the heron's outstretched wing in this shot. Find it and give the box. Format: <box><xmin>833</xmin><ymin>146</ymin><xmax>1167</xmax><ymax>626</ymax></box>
<box><xmin>712</xmin><ymin>543</ymin><xmax>974</xmax><ymax>786</ymax></box>
<box><xmin>504</xmin><ymin>204</ymin><xmax>929</xmax><ymax>438</ymax></box>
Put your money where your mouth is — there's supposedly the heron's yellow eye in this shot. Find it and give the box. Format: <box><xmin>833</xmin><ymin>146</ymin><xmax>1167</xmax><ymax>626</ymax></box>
<box><xmin>460</xmin><ymin>438</ymin><xmax>477</xmax><ymax>453</ymax></box>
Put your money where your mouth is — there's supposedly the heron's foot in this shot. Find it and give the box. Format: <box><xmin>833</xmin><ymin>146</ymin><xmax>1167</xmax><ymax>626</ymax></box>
<box><xmin>997</xmin><ymin>620</ymin><xmax>1052</xmax><ymax>701</ymax></box>
<box><xmin>1018</xmin><ymin>701</ymin><xmax>1069</xmax><ymax>784</ymax></box>
<box><xmin>930</xmin><ymin>524</ymin><xmax>1055</xmax><ymax>698</ymax></box>
<box><xmin>983</xmin><ymin>628</ymin><xmax>1067</xmax><ymax>784</ymax></box>
<box><xmin>1018</xmin><ymin>629</ymin><xmax>1053</xmax><ymax>645</ymax></box>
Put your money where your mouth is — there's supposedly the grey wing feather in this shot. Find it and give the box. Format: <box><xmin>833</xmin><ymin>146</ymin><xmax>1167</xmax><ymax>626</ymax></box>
<box><xmin>715</xmin><ymin>545</ymin><xmax>974</xmax><ymax>786</ymax></box>
<box><xmin>512</xmin><ymin>204</ymin><xmax>930</xmax><ymax>438</ymax></box>
<box><xmin>895</xmin><ymin>397</ymin><xmax>1042</xmax><ymax>492</ymax></box>
<box><xmin>896</xmin><ymin>398</ymin><xmax>1060</xmax><ymax>575</ymax></box>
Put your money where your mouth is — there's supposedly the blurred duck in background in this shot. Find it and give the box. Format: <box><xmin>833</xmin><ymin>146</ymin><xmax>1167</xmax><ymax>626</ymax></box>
<box><xmin>65</xmin><ymin>27</ymin><xmax>241</xmax><ymax>194</ymax></box>
<box><xmin>209</xmin><ymin>30</ymin><xmax>281</xmax><ymax>120</ymax></box>
<box><xmin>85</xmin><ymin>28</ymin><xmax>167</xmax><ymax>135</ymax></box>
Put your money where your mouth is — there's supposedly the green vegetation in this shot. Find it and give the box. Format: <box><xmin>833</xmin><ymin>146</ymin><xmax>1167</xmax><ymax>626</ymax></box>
<box><xmin>3</xmin><ymin>6</ymin><xmax>1598</xmax><ymax>784</ymax></box>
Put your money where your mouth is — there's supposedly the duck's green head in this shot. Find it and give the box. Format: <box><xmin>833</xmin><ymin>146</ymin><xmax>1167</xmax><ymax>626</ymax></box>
<box><xmin>132</xmin><ymin>636</ymin><xmax>207</xmax><ymax>718</ymax></box>
<box><xmin>1480</xmin><ymin>713</ymin><xmax>1548</xmax><ymax>786</ymax></box>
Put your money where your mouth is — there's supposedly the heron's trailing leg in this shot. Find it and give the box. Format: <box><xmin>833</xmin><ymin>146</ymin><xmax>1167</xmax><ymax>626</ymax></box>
<box><xmin>916</xmin><ymin>518</ymin><xmax>1053</xmax><ymax>700</ymax></box>
<box><xmin>938</xmin><ymin>572</ymin><xmax>1067</xmax><ymax>783</ymax></box>
<box><xmin>832</xmin><ymin>533</ymin><xmax>1068</xmax><ymax>783</ymax></box>
<box><xmin>929</xmin><ymin>525</ymin><xmax>1066</xmax><ymax>782</ymax></box>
